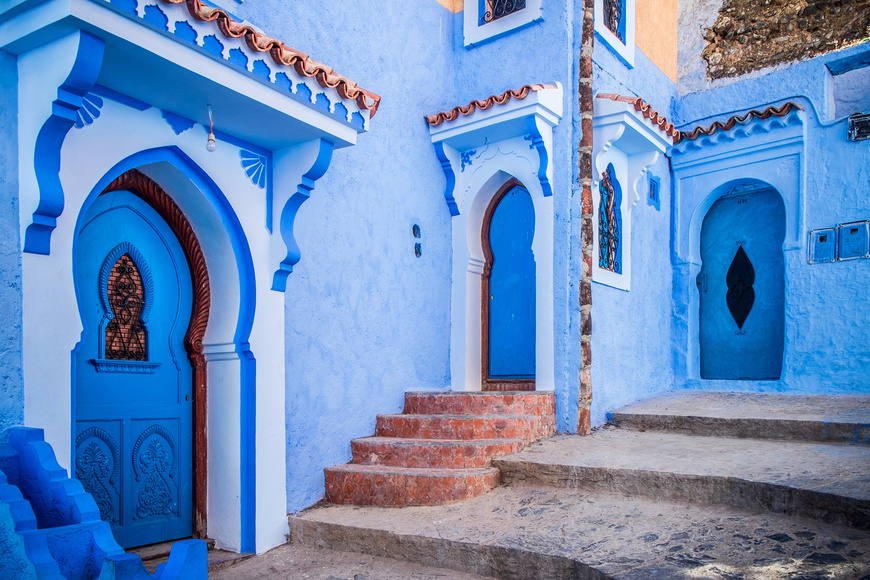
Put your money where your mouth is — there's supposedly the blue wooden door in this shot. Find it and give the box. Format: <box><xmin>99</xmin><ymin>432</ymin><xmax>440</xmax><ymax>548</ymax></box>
<box><xmin>699</xmin><ymin>188</ymin><xmax>785</xmax><ymax>379</ymax></box>
<box><xmin>487</xmin><ymin>186</ymin><xmax>536</xmax><ymax>379</ymax></box>
<box><xmin>74</xmin><ymin>190</ymin><xmax>193</xmax><ymax>548</ymax></box>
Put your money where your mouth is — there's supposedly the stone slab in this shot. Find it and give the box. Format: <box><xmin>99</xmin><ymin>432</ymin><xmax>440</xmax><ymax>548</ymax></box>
<box><xmin>291</xmin><ymin>485</ymin><xmax>870</xmax><ymax>579</ymax></box>
<box><xmin>611</xmin><ymin>391</ymin><xmax>870</xmax><ymax>444</ymax></box>
<box><xmin>495</xmin><ymin>432</ymin><xmax>870</xmax><ymax>529</ymax></box>
<box><xmin>208</xmin><ymin>542</ymin><xmax>492</xmax><ymax>580</ymax></box>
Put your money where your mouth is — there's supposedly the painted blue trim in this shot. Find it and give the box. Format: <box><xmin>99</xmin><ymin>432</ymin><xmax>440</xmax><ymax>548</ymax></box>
<box><xmin>272</xmin><ymin>139</ymin><xmax>334</xmax><ymax>291</ymax></box>
<box><xmin>143</xmin><ymin>4</ymin><xmax>169</xmax><ymax>31</ymax></box>
<box><xmin>71</xmin><ymin>146</ymin><xmax>258</xmax><ymax>552</ymax></box>
<box><xmin>162</xmin><ymin>110</ymin><xmax>196</xmax><ymax>135</ymax></box>
<box><xmin>525</xmin><ymin>116</ymin><xmax>552</xmax><ymax>197</ymax></box>
<box><xmin>238</xmin><ymin>345</ymin><xmax>256</xmax><ymax>554</ymax></box>
<box><xmin>433</xmin><ymin>142</ymin><xmax>459</xmax><ymax>216</ymax></box>
<box><xmin>826</xmin><ymin>49</ymin><xmax>870</xmax><ymax>76</ymax></box>
<box><xmin>24</xmin><ymin>32</ymin><xmax>105</xmax><ymax>255</ymax></box>
<box><xmin>91</xmin><ymin>85</ymin><xmax>151</xmax><ymax>111</ymax></box>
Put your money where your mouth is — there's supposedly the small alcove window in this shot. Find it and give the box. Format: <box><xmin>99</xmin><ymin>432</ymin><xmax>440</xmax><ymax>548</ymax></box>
<box><xmin>105</xmin><ymin>254</ymin><xmax>148</xmax><ymax>361</ymax></box>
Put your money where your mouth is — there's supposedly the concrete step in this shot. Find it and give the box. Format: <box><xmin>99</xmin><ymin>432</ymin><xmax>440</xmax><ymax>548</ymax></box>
<box><xmin>324</xmin><ymin>464</ymin><xmax>499</xmax><ymax>506</ymax></box>
<box><xmin>610</xmin><ymin>391</ymin><xmax>870</xmax><ymax>444</ymax></box>
<box><xmin>375</xmin><ymin>414</ymin><xmax>552</xmax><ymax>443</ymax></box>
<box><xmin>403</xmin><ymin>391</ymin><xmax>555</xmax><ymax>418</ymax></box>
<box><xmin>351</xmin><ymin>437</ymin><xmax>524</xmax><ymax>468</ymax></box>
<box><xmin>495</xmin><ymin>431</ymin><xmax>870</xmax><ymax>530</ymax></box>
<box><xmin>291</xmin><ymin>484</ymin><xmax>870</xmax><ymax>580</ymax></box>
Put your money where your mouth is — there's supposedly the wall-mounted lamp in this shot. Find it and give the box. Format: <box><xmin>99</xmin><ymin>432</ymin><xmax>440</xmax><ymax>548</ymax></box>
<box><xmin>206</xmin><ymin>105</ymin><xmax>216</xmax><ymax>152</ymax></box>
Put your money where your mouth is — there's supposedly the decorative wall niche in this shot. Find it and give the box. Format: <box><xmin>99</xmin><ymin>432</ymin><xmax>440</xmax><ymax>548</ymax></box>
<box><xmin>464</xmin><ymin>0</ymin><xmax>544</xmax><ymax>46</ymax></box>
<box><xmin>592</xmin><ymin>94</ymin><xmax>673</xmax><ymax>290</ymax></box>
<box><xmin>427</xmin><ymin>83</ymin><xmax>563</xmax><ymax>391</ymax></box>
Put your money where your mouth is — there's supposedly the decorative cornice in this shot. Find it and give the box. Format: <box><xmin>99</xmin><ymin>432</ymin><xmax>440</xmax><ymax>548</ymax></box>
<box><xmin>161</xmin><ymin>0</ymin><xmax>381</xmax><ymax>117</ymax></box>
<box><xmin>676</xmin><ymin>102</ymin><xmax>803</xmax><ymax>144</ymax></box>
<box><xmin>425</xmin><ymin>84</ymin><xmax>557</xmax><ymax>127</ymax></box>
<box><xmin>596</xmin><ymin>94</ymin><xmax>679</xmax><ymax>143</ymax></box>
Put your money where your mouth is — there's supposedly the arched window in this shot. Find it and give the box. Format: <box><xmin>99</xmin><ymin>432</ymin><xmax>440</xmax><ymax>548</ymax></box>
<box><xmin>598</xmin><ymin>163</ymin><xmax>622</xmax><ymax>274</ymax></box>
<box><xmin>104</xmin><ymin>253</ymin><xmax>148</xmax><ymax>361</ymax></box>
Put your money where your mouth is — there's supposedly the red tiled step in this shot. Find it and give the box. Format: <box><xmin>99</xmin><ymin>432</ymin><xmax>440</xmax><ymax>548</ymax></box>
<box><xmin>324</xmin><ymin>464</ymin><xmax>499</xmax><ymax>506</ymax></box>
<box><xmin>375</xmin><ymin>414</ymin><xmax>550</xmax><ymax>443</ymax></box>
<box><xmin>351</xmin><ymin>437</ymin><xmax>524</xmax><ymax>469</ymax></box>
<box><xmin>403</xmin><ymin>391</ymin><xmax>555</xmax><ymax>417</ymax></box>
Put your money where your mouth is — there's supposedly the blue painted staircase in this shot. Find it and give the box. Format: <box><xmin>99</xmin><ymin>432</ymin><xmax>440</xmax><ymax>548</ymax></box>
<box><xmin>0</xmin><ymin>427</ymin><xmax>206</xmax><ymax>580</ymax></box>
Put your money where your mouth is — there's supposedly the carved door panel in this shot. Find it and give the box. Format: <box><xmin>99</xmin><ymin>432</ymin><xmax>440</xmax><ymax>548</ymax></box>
<box><xmin>484</xmin><ymin>185</ymin><xmax>536</xmax><ymax>386</ymax></box>
<box><xmin>75</xmin><ymin>190</ymin><xmax>193</xmax><ymax>548</ymax></box>
<box><xmin>699</xmin><ymin>188</ymin><xmax>785</xmax><ymax>380</ymax></box>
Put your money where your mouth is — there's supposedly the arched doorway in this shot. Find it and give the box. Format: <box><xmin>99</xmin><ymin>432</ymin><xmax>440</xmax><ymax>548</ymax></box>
<box><xmin>73</xmin><ymin>170</ymin><xmax>210</xmax><ymax>548</ymax></box>
<box><xmin>698</xmin><ymin>185</ymin><xmax>785</xmax><ymax>379</ymax></box>
<box><xmin>481</xmin><ymin>180</ymin><xmax>536</xmax><ymax>391</ymax></box>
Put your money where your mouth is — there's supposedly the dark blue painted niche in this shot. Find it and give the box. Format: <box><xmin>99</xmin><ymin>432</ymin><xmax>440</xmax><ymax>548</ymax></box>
<box><xmin>486</xmin><ymin>185</ymin><xmax>536</xmax><ymax>379</ymax></box>
<box><xmin>698</xmin><ymin>186</ymin><xmax>785</xmax><ymax>380</ymax></box>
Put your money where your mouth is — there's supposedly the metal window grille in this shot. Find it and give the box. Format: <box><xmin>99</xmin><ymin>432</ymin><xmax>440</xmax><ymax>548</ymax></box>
<box><xmin>104</xmin><ymin>254</ymin><xmax>148</xmax><ymax>361</ymax></box>
<box><xmin>480</xmin><ymin>0</ymin><xmax>526</xmax><ymax>25</ymax></box>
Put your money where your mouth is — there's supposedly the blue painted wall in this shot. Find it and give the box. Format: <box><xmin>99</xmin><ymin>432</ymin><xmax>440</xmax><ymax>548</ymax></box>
<box><xmin>0</xmin><ymin>50</ymin><xmax>24</xmax><ymax>440</ymax></box>
<box><xmin>229</xmin><ymin>0</ymin><xmax>458</xmax><ymax>511</ymax></box>
<box><xmin>590</xmin><ymin>45</ymin><xmax>679</xmax><ymax>426</ymax></box>
<box><xmin>672</xmin><ymin>43</ymin><xmax>870</xmax><ymax>394</ymax></box>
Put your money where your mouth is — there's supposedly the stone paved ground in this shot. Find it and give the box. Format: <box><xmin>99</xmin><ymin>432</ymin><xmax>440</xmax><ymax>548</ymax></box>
<box><xmin>207</xmin><ymin>542</ymin><xmax>491</xmax><ymax>580</ymax></box>
<box><xmin>291</xmin><ymin>483</ymin><xmax>870</xmax><ymax>579</ymax></box>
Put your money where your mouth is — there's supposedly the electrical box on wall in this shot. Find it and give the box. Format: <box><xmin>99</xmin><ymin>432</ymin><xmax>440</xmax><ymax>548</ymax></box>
<box><xmin>808</xmin><ymin>221</ymin><xmax>870</xmax><ymax>263</ymax></box>
<box><xmin>838</xmin><ymin>221</ymin><xmax>870</xmax><ymax>260</ymax></box>
<box><xmin>808</xmin><ymin>228</ymin><xmax>837</xmax><ymax>264</ymax></box>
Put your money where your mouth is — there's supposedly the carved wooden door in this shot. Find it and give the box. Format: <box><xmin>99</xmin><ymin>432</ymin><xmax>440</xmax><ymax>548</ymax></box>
<box><xmin>483</xmin><ymin>185</ymin><xmax>536</xmax><ymax>387</ymax></box>
<box><xmin>698</xmin><ymin>188</ymin><xmax>785</xmax><ymax>380</ymax></box>
<box><xmin>74</xmin><ymin>190</ymin><xmax>193</xmax><ymax>548</ymax></box>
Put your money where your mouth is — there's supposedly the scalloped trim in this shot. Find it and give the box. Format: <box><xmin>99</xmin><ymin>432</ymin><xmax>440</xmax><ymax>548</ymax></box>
<box><xmin>425</xmin><ymin>84</ymin><xmax>557</xmax><ymax>126</ymax></box>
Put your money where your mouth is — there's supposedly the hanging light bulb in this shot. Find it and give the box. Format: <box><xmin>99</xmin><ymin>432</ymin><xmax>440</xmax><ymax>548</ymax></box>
<box><xmin>206</xmin><ymin>105</ymin><xmax>217</xmax><ymax>152</ymax></box>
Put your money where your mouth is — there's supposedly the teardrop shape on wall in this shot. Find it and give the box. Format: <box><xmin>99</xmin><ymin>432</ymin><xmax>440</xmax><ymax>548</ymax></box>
<box><xmin>726</xmin><ymin>245</ymin><xmax>755</xmax><ymax>329</ymax></box>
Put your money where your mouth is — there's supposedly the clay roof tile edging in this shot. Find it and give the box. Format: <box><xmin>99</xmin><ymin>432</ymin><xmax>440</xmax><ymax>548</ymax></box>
<box><xmin>160</xmin><ymin>0</ymin><xmax>381</xmax><ymax>117</ymax></box>
<box><xmin>677</xmin><ymin>102</ymin><xmax>803</xmax><ymax>144</ymax></box>
<box><xmin>425</xmin><ymin>84</ymin><xmax>558</xmax><ymax>127</ymax></box>
<box><xmin>595</xmin><ymin>93</ymin><xmax>680</xmax><ymax>144</ymax></box>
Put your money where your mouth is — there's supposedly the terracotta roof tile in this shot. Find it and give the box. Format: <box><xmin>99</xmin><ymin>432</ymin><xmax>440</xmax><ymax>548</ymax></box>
<box><xmin>425</xmin><ymin>84</ymin><xmax>557</xmax><ymax>127</ymax></box>
<box><xmin>596</xmin><ymin>93</ymin><xmax>679</xmax><ymax>143</ymax></box>
<box><xmin>162</xmin><ymin>0</ymin><xmax>381</xmax><ymax>117</ymax></box>
<box><xmin>676</xmin><ymin>102</ymin><xmax>802</xmax><ymax>144</ymax></box>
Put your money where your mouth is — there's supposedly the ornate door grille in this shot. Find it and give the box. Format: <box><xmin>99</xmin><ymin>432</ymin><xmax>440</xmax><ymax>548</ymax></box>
<box><xmin>105</xmin><ymin>253</ymin><xmax>148</xmax><ymax>361</ymax></box>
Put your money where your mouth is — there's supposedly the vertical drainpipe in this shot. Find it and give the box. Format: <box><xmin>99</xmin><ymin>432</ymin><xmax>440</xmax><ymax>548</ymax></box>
<box><xmin>577</xmin><ymin>0</ymin><xmax>595</xmax><ymax>435</ymax></box>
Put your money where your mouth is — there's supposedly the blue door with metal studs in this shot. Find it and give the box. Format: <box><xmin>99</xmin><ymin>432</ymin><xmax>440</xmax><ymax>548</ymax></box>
<box><xmin>74</xmin><ymin>190</ymin><xmax>193</xmax><ymax>548</ymax></box>
<box><xmin>487</xmin><ymin>186</ymin><xmax>536</xmax><ymax>380</ymax></box>
<box><xmin>698</xmin><ymin>187</ymin><xmax>785</xmax><ymax>379</ymax></box>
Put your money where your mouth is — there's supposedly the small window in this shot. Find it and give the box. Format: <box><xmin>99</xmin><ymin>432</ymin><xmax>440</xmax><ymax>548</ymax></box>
<box><xmin>598</xmin><ymin>163</ymin><xmax>622</xmax><ymax>274</ymax></box>
<box><xmin>464</xmin><ymin>0</ymin><xmax>543</xmax><ymax>46</ymax></box>
<box><xmin>594</xmin><ymin>0</ymin><xmax>635</xmax><ymax>67</ymax></box>
<box><xmin>105</xmin><ymin>253</ymin><xmax>148</xmax><ymax>361</ymax></box>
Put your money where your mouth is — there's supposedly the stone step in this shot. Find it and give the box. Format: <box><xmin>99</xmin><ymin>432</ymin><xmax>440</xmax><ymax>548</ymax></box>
<box><xmin>610</xmin><ymin>391</ymin><xmax>870</xmax><ymax>444</ymax></box>
<box><xmin>403</xmin><ymin>390</ymin><xmax>555</xmax><ymax>418</ymax></box>
<box><xmin>375</xmin><ymin>413</ymin><xmax>552</xmax><ymax>443</ymax></box>
<box><xmin>351</xmin><ymin>436</ymin><xmax>524</xmax><ymax>468</ymax></box>
<box><xmin>324</xmin><ymin>464</ymin><xmax>499</xmax><ymax>506</ymax></box>
<box><xmin>291</xmin><ymin>484</ymin><xmax>870</xmax><ymax>580</ymax></box>
<box><xmin>495</xmin><ymin>431</ymin><xmax>870</xmax><ymax>530</ymax></box>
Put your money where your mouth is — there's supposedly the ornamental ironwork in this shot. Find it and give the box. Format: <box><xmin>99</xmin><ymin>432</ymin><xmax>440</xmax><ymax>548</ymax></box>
<box><xmin>726</xmin><ymin>245</ymin><xmax>755</xmax><ymax>329</ymax></box>
<box><xmin>604</xmin><ymin>0</ymin><xmax>624</xmax><ymax>42</ymax></box>
<box><xmin>481</xmin><ymin>0</ymin><xmax>526</xmax><ymax>24</ymax></box>
<box><xmin>598</xmin><ymin>164</ymin><xmax>621</xmax><ymax>273</ymax></box>
<box><xmin>105</xmin><ymin>254</ymin><xmax>148</xmax><ymax>361</ymax></box>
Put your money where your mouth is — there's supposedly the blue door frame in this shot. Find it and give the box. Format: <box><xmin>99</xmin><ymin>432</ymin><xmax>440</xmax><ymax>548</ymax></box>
<box><xmin>482</xmin><ymin>180</ymin><xmax>536</xmax><ymax>391</ymax></box>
